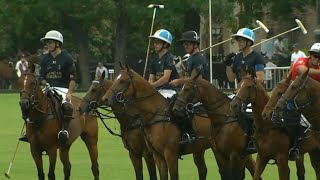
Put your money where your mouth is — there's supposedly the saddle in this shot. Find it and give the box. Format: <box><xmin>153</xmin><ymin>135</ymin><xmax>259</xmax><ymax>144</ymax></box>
<box><xmin>45</xmin><ymin>89</ymin><xmax>64</xmax><ymax>123</ymax></box>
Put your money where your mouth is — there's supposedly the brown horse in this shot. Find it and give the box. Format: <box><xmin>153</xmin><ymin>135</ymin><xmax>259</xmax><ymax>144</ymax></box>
<box><xmin>102</xmin><ymin>65</ymin><xmax>257</xmax><ymax>180</ymax></box>
<box><xmin>78</xmin><ymin>72</ymin><xmax>157</xmax><ymax>180</ymax></box>
<box><xmin>273</xmin><ymin>70</ymin><xmax>320</xmax><ymax>178</ymax></box>
<box><xmin>17</xmin><ymin>65</ymin><xmax>99</xmax><ymax>180</ymax></box>
<box><xmin>0</xmin><ymin>61</ymin><xmax>17</xmax><ymax>89</ymax></box>
<box><xmin>171</xmin><ymin>73</ymin><xmax>261</xmax><ymax>179</ymax></box>
<box><xmin>230</xmin><ymin>74</ymin><xmax>313</xmax><ymax>180</ymax></box>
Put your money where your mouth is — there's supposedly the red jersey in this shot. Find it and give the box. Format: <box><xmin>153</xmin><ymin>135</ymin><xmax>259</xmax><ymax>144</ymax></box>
<box><xmin>291</xmin><ymin>57</ymin><xmax>320</xmax><ymax>81</ymax></box>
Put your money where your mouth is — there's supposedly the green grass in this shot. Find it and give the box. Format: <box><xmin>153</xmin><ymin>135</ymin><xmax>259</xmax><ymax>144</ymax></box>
<box><xmin>0</xmin><ymin>93</ymin><xmax>316</xmax><ymax>179</ymax></box>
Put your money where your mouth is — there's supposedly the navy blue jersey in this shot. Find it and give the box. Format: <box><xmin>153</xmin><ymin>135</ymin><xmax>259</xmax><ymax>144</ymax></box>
<box><xmin>232</xmin><ymin>50</ymin><xmax>264</xmax><ymax>81</ymax></box>
<box><xmin>184</xmin><ymin>52</ymin><xmax>209</xmax><ymax>80</ymax></box>
<box><xmin>39</xmin><ymin>50</ymin><xmax>76</xmax><ymax>88</ymax></box>
<box><xmin>150</xmin><ymin>51</ymin><xmax>178</xmax><ymax>84</ymax></box>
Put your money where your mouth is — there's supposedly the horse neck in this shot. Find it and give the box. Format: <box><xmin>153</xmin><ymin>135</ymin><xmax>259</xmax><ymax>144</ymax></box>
<box><xmin>301</xmin><ymin>82</ymin><xmax>320</xmax><ymax>130</ymax></box>
<box><xmin>127</xmin><ymin>85</ymin><xmax>168</xmax><ymax>123</ymax></box>
<box><xmin>203</xmin><ymin>84</ymin><xmax>231</xmax><ymax>124</ymax></box>
<box><xmin>251</xmin><ymin>85</ymin><xmax>270</xmax><ymax>131</ymax></box>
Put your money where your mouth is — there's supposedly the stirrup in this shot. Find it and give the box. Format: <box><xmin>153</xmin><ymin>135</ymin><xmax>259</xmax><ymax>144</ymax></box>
<box><xmin>58</xmin><ymin>130</ymin><xmax>69</xmax><ymax>139</ymax></box>
<box><xmin>179</xmin><ymin>133</ymin><xmax>195</xmax><ymax>145</ymax></box>
<box><xmin>288</xmin><ymin>148</ymin><xmax>300</xmax><ymax>161</ymax></box>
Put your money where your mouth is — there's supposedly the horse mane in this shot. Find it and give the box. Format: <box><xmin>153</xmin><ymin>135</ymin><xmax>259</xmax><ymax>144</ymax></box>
<box><xmin>196</xmin><ymin>78</ymin><xmax>229</xmax><ymax>100</ymax></box>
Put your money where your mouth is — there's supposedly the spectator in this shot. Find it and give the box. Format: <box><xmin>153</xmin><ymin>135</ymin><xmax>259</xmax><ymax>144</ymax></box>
<box><xmin>273</xmin><ymin>37</ymin><xmax>290</xmax><ymax>66</ymax></box>
<box><xmin>15</xmin><ymin>54</ymin><xmax>28</xmax><ymax>77</ymax></box>
<box><xmin>264</xmin><ymin>58</ymin><xmax>277</xmax><ymax>88</ymax></box>
<box><xmin>291</xmin><ymin>43</ymin><xmax>306</xmax><ymax>66</ymax></box>
<box><xmin>95</xmin><ymin>62</ymin><xmax>108</xmax><ymax>79</ymax></box>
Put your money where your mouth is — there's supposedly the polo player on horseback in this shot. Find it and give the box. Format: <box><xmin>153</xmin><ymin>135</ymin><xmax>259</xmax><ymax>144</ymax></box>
<box><xmin>225</xmin><ymin>28</ymin><xmax>265</xmax><ymax>153</ymax></box>
<box><xmin>19</xmin><ymin>30</ymin><xmax>76</xmax><ymax>143</ymax></box>
<box><xmin>148</xmin><ymin>29</ymin><xmax>178</xmax><ymax>92</ymax></box>
<box><xmin>285</xmin><ymin>43</ymin><xmax>320</xmax><ymax>160</ymax></box>
<box><xmin>169</xmin><ymin>30</ymin><xmax>209</xmax><ymax>144</ymax></box>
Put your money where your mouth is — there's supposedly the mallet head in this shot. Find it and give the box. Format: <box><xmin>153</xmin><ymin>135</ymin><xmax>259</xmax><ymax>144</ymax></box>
<box><xmin>4</xmin><ymin>173</ymin><xmax>10</xmax><ymax>179</ymax></box>
<box><xmin>147</xmin><ymin>4</ymin><xmax>164</xmax><ymax>9</ymax></box>
<box><xmin>256</xmin><ymin>20</ymin><xmax>269</xmax><ymax>33</ymax></box>
<box><xmin>295</xmin><ymin>19</ymin><xmax>307</xmax><ymax>34</ymax></box>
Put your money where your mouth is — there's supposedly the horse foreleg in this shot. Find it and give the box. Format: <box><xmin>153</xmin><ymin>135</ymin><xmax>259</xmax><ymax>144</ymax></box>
<box><xmin>295</xmin><ymin>155</ymin><xmax>305</xmax><ymax>180</ymax></box>
<box><xmin>144</xmin><ymin>151</ymin><xmax>157</xmax><ymax>180</ymax></box>
<box><xmin>81</xmin><ymin>133</ymin><xmax>100</xmax><ymax>180</ymax></box>
<box><xmin>276</xmin><ymin>155</ymin><xmax>290</xmax><ymax>180</ymax></box>
<box><xmin>47</xmin><ymin>147</ymin><xmax>58</xmax><ymax>180</ymax></box>
<box><xmin>30</xmin><ymin>144</ymin><xmax>45</xmax><ymax>180</ymax></box>
<box><xmin>59</xmin><ymin>146</ymin><xmax>71</xmax><ymax>180</ymax></box>
<box><xmin>230</xmin><ymin>152</ymin><xmax>246</xmax><ymax>180</ymax></box>
<box><xmin>309</xmin><ymin>149</ymin><xmax>320</xmax><ymax>180</ymax></box>
<box><xmin>192</xmin><ymin>151</ymin><xmax>207</xmax><ymax>180</ymax></box>
<box><xmin>253</xmin><ymin>153</ymin><xmax>268</xmax><ymax>180</ymax></box>
<box><xmin>153</xmin><ymin>154</ymin><xmax>168</xmax><ymax>180</ymax></box>
<box><xmin>211</xmin><ymin>150</ymin><xmax>229</xmax><ymax>180</ymax></box>
<box><xmin>128</xmin><ymin>151</ymin><xmax>143</xmax><ymax>180</ymax></box>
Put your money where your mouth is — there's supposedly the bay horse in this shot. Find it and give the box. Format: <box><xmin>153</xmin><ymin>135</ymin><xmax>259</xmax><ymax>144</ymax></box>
<box><xmin>17</xmin><ymin>64</ymin><xmax>99</xmax><ymax>180</ymax></box>
<box><xmin>102</xmin><ymin>65</ymin><xmax>257</xmax><ymax>180</ymax></box>
<box><xmin>171</xmin><ymin>73</ymin><xmax>261</xmax><ymax>179</ymax></box>
<box><xmin>0</xmin><ymin>61</ymin><xmax>17</xmax><ymax>89</ymax></box>
<box><xmin>230</xmin><ymin>74</ymin><xmax>316</xmax><ymax>180</ymax></box>
<box><xmin>273</xmin><ymin>70</ymin><xmax>320</xmax><ymax>178</ymax></box>
<box><xmin>78</xmin><ymin>72</ymin><xmax>157</xmax><ymax>180</ymax></box>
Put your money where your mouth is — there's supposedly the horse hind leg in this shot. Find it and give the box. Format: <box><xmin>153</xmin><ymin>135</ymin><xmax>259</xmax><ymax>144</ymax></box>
<box><xmin>59</xmin><ymin>145</ymin><xmax>72</xmax><ymax>180</ymax></box>
<box><xmin>193</xmin><ymin>151</ymin><xmax>207</xmax><ymax>180</ymax></box>
<box><xmin>309</xmin><ymin>149</ymin><xmax>320</xmax><ymax>180</ymax></box>
<box><xmin>81</xmin><ymin>132</ymin><xmax>100</xmax><ymax>180</ymax></box>
<box><xmin>295</xmin><ymin>155</ymin><xmax>305</xmax><ymax>180</ymax></box>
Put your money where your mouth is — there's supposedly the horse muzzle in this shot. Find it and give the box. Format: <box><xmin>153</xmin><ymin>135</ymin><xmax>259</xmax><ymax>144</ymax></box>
<box><xmin>19</xmin><ymin>99</ymin><xmax>30</xmax><ymax>120</ymax></box>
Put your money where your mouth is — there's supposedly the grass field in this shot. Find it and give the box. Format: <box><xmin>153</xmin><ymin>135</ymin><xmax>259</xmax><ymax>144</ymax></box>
<box><xmin>0</xmin><ymin>93</ymin><xmax>316</xmax><ymax>179</ymax></box>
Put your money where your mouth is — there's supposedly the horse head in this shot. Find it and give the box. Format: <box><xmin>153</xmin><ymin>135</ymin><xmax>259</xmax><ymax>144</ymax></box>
<box><xmin>273</xmin><ymin>69</ymin><xmax>311</xmax><ymax>122</ymax></box>
<box><xmin>78</xmin><ymin>70</ymin><xmax>113</xmax><ymax>114</ymax></box>
<box><xmin>102</xmin><ymin>62</ymin><xmax>156</xmax><ymax>107</ymax></box>
<box><xmin>17</xmin><ymin>63</ymin><xmax>42</xmax><ymax>121</ymax></box>
<box><xmin>172</xmin><ymin>73</ymin><xmax>203</xmax><ymax>116</ymax></box>
<box><xmin>230</xmin><ymin>75</ymin><xmax>258</xmax><ymax>114</ymax></box>
<box><xmin>261</xmin><ymin>74</ymin><xmax>291</xmax><ymax>122</ymax></box>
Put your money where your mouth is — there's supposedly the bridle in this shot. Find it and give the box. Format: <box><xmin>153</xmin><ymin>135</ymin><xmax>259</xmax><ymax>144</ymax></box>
<box><xmin>175</xmin><ymin>81</ymin><xmax>200</xmax><ymax>113</ymax></box>
<box><xmin>109</xmin><ymin>70</ymin><xmax>158</xmax><ymax>106</ymax></box>
<box><xmin>233</xmin><ymin>77</ymin><xmax>257</xmax><ymax>113</ymax></box>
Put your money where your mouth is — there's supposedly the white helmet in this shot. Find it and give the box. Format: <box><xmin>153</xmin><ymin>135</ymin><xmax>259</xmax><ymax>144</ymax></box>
<box><xmin>309</xmin><ymin>43</ymin><xmax>320</xmax><ymax>54</ymax></box>
<box><xmin>40</xmin><ymin>30</ymin><xmax>63</xmax><ymax>44</ymax></box>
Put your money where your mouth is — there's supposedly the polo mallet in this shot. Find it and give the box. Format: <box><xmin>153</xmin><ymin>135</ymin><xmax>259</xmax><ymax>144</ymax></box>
<box><xmin>142</xmin><ymin>4</ymin><xmax>164</xmax><ymax>78</ymax></box>
<box><xmin>252</xmin><ymin>19</ymin><xmax>307</xmax><ymax>48</ymax></box>
<box><xmin>201</xmin><ymin>20</ymin><xmax>269</xmax><ymax>52</ymax></box>
<box><xmin>4</xmin><ymin>123</ymin><xmax>26</xmax><ymax>179</ymax></box>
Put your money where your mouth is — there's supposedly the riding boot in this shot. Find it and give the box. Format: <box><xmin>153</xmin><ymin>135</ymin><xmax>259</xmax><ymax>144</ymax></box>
<box><xmin>289</xmin><ymin>125</ymin><xmax>306</xmax><ymax>160</ymax></box>
<box><xmin>18</xmin><ymin>135</ymin><xmax>29</xmax><ymax>142</ymax></box>
<box><xmin>58</xmin><ymin>102</ymin><xmax>73</xmax><ymax>143</ymax></box>
<box><xmin>180</xmin><ymin>113</ymin><xmax>195</xmax><ymax>145</ymax></box>
<box><xmin>243</xmin><ymin>113</ymin><xmax>257</xmax><ymax>154</ymax></box>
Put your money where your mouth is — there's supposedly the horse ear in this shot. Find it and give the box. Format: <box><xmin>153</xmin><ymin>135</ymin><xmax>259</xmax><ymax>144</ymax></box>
<box><xmin>194</xmin><ymin>71</ymin><xmax>201</xmax><ymax>80</ymax></box>
<box><xmin>125</xmin><ymin>63</ymin><xmax>130</xmax><ymax>70</ymax></box>
<box><xmin>119</xmin><ymin>62</ymin><xmax>125</xmax><ymax>70</ymax></box>
<box><xmin>28</xmin><ymin>63</ymin><xmax>35</xmax><ymax>73</ymax></box>
<box><xmin>248</xmin><ymin>67</ymin><xmax>256</xmax><ymax>78</ymax></box>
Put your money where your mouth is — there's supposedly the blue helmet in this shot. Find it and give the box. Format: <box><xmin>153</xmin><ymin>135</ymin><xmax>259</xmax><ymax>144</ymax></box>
<box><xmin>149</xmin><ymin>29</ymin><xmax>173</xmax><ymax>45</ymax></box>
<box><xmin>232</xmin><ymin>28</ymin><xmax>255</xmax><ymax>44</ymax></box>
